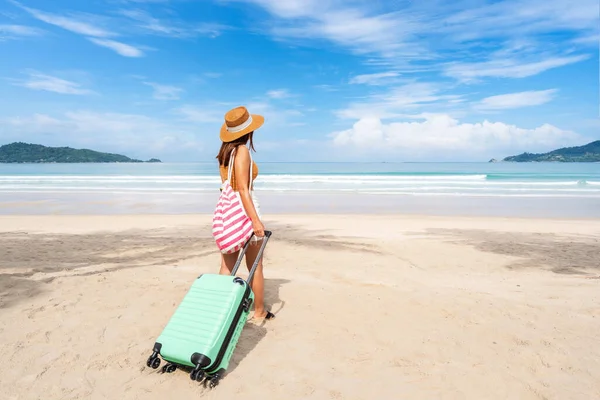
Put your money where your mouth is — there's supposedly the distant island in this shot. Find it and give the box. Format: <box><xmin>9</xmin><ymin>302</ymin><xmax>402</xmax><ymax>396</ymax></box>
<box><xmin>496</xmin><ymin>140</ymin><xmax>600</xmax><ymax>162</ymax></box>
<box><xmin>0</xmin><ymin>142</ymin><xmax>161</xmax><ymax>164</ymax></box>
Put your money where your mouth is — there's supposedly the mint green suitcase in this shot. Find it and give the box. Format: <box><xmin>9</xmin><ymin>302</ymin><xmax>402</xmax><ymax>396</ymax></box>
<box><xmin>145</xmin><ymin>231</ymin><xmax>272</xmax><ymax>388</ymax></box>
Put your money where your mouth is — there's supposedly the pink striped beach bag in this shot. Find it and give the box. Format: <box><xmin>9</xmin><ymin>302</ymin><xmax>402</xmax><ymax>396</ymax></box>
<box><xmin>212</xmin><ymin>148</ymin><xmax>254</xmax><ymax>254</ymax></box>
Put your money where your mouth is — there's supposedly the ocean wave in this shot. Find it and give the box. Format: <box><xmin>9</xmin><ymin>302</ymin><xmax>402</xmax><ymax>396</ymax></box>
<box><xmin>1</xmin><ymin>189</ymin><xmax>598</xmax><ymax>199</ymax></box>
<box><xmin>0</xmin><ymin>175</ymin><xmax>220</xmax><ymax>182</ymax></box>
<box><xmin>0</xmin><ymin>174</ymin><xmax>489</xmax><ymax>182</ymax></box>
<box><xmin>1</xmin><ymin>175</ymin><xmax>593</xmax><ymax>187</ymax></box>
<box><xmin>1</xmin><ymin>173</ymin><xmax>596</xmax><ymax>184</ymax></box>
<box><xmin>3</xmin><ymin>183</ymin><xmax>599</xmax><ymax>191</ymax></box>
<box><xmin>258</xmin><ymin>174</ymin><xmax>489</xmax><ymax>181</ymax></box>
<box><xmin>2</xmin><ymin>172</ymin><xmax>599</xmax><ymax>199</ymax></box>
<box><xmin>361</xmin><ymin>192</ymin><xmax>600</xmax><ymax>198</ymax></box>
<box><xmin>1</xmin><ymin>186</ymin><xmax>599</xmax><ymax>196</ymax></box>
<box><xmin>0</xmin><ymin>186</ymin><xmax>217</xmax><ymax>192</ymax></box>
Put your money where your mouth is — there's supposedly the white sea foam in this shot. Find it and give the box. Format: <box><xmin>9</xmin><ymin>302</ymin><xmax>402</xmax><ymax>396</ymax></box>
<box><xmin>362</xmin><ymin>192</ymin><xmax>600</xmax><ymax>198</ymax></box>
<box><xmin>1</xmin><ymin>172</ymin><xmax>599</xmax><ymax>198</ymax></box>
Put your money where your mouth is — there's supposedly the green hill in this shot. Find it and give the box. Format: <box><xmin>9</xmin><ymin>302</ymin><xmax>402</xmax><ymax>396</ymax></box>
<box><xmin>0</xmin><ymin>142</ymin><xmax>162</xmax><ymax>163</ymax></box>
<box><xmin>503</xmin><ymin>140</ymin><xmax>600</xmax><ymax>162</ymax></box>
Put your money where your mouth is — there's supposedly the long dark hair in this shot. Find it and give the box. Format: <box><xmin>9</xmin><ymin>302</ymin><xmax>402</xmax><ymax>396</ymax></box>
<box><xmin>216</xmin><ymin>131</ymin><xmax>255</xmax><ymax>166</ymax></box>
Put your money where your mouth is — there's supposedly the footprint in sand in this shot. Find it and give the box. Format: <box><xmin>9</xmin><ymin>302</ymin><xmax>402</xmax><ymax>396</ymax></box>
<box><xmin>27</xmin><ymin>305</ymin><xmax>46</xmax><ymax>319</ymax></box>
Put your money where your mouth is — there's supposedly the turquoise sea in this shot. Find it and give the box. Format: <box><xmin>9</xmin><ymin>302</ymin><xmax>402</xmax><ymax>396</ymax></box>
<box><xmin>1</xmin><ymin>162</ymin><xmax>599</xmax><ymax>217</ymax></box>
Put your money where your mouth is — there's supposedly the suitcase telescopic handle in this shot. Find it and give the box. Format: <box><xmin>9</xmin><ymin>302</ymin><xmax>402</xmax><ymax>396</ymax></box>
<box><xmin>230</xmin><ymin>230</ymin><xmax>272</xmax><ymax>284</ymax></box>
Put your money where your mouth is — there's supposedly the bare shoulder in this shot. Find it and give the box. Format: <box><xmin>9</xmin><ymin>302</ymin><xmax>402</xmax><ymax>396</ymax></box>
<box><xmin>235</xmin><ymin>145</ymin><xmax>250</xmax><ymax>157</ymax></box>
<box><xmin>234</xmin><ymin>145</ymin><xmax>250</xmax><ymax>167</ymax></box>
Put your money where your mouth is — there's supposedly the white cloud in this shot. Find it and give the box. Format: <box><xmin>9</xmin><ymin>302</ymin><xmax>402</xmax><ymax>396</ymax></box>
<box><xmin>313</xmin><ymin>84</ymin><xmax>338</xmax><ymax>91</ymax></box>
<box><xmin>176</xmin><ymin>100</ymin><xmax>305</xmax><ymax>129</ymax></box>
<box><xmin>12</xmin><ymin>2</ymin><xmax>147</xmax><ymax>57</ymax></box>
<box><xmin>88</xmin><ymin>38</ymin><xmax>145</xmax><ymax>57</ymax></box>
<box><xmin>5</xmin><ymin>113</ymin><xmax>64</xmax><ymax>127</ymax></box>
<box><xmin>0</xmin><ymin>103</ymin><xmax>305</xmax><ymax>160</ymax></box>
<box><xmin>237</xmin><ymin>0</ymin><xmax>330</xmax><ymax>19</ymax></box>
<box><xmin>230</xmin><ymin>0</ymin><xmax>596</xmax><ymax>80</ymax></box>
<box><xmin>437</xmin><ymin>0</ymin><xmax>599</xmax><ymax>42</ymax></box>
<box><xmin>0</xmin><ymin>24</ymin><xmax>44</xmax><ymax>40</ymax></box>
<box><xmin>144</xmin><ymin>82</ymin><xmax>184</xmax><ymax>100</ymax></box>
<box><xmin>119</xmin><ymin>9</ymin><xmax>231</xmax><ymax>39</ymax></box>
<box><xmin>176</xmin><ymin>105</ymin><xmax>223</xmax><ymax>123</ymax></box>
<box><xmin>120</xmin><ymin>0</ymin><xmax>173</xmax><ymax>3</ymax></box>
<box><xmin>1</xmin><ymin>110</ymin><xmax>203</xmax><ymax>160</ymax></box>
<box><xmin>1</xmin><ymin>10</ymin><xmax>18</xmax><ymax>19</ymax></box>
<box><xmin>16</xmin><ymin>3</ymin><xmax>115</xmax><ymax>37</ymax></box>
<box><xmin>232</xmin><ymin>0</ymin><xmax>428</xmax><ymax>61</ymax></box>
<box><xmin>349</xmin><ymin>71</ymin><xmax>400</xmax><ymax>85</ymax></box>
<box><xmin>276</xmin><ymin>9</ymin><xmax>425</xmax><ymax>60</ymax></box>
<box><xmin>572</xmin><ymin>33</ymin><xmax>599</xmax><ymax>46</ymax></box>
<box><xmin>474</xmin><ymin>89</ymin><xmax>558</xmax><ymax>111</ymax></box>
<box><xmin>330</xmin><ymin>114</ymin><xmax>584</xmax><ymax>160</ymax></box>
<box><xmin>336</xmin><ymin>82</ymin><xmax>464</xmax><ymax>120</ymax></box>
<box><xmin>12</xmin><ymin>71</ymin><xmax>94</xmax><ymax>95</ymax></box>
<box><xmin>266</xmin><ymin>89</ymin><xmax>291</xmax><ymax>99</ymax></box>
<box><xmin>188</xmin><ymin>72</ymin><xmax>224</xmax><ymax>85</ymax></box>
<box><xmin>180</xmin><ymin>100</ymin><xmax>306</xmax><ymax>130</ymax></box>
<box><xmin>444</xmin><ymin>55</ymin><xmax>589</xmax><ymax>82</ymax></box>
<box><xmin>244</xmin><ymin>101</ymin><xmax>304</xmax><ymax>126</ymax></box>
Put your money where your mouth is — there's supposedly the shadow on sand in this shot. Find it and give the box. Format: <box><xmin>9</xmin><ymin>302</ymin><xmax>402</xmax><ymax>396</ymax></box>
<box><xmin>225</xmin><ymin>278</ymin><xmax>289</xmax><ymax>376</ymax></box>
<box><xmin>427</xmin><ymin>228</ymin><xmax>600</xmax><ymax>275</ymax></box>
<box><xmin>0</xmin><ymin>274</ymin><xmax>46</xmax><ymax>309</ymax></box>
<box><xmin>0</xmin><ymin>228</ymin><xmax>216</xmax><ymax>308</ymax></box>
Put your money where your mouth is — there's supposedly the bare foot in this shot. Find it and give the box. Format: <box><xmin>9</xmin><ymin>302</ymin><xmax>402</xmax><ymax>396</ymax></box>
<box><xmin>252</xmin><ymin>309</ymin><xmax>275</xmax><ymax>320</ymax></box>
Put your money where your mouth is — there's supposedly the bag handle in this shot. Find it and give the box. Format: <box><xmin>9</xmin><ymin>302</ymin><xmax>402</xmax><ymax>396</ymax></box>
<box><xmin>227</xmin><ymin>148</ymin><xmax>235</xmax><ymax>182</ymax></box>
<box><xmin>227</xmin><ymin>146</ymin><xmax>253</xmax><ymax>190</ymax></box>
<box><xmin>249</xmin><ymin>150</ymin><xmax>253</xmax><ymax>190</ymax></box>
<box><xmin>230</xmin><ymin>230</ymin><xmax>272</xmax><ymax>284</ymax></box>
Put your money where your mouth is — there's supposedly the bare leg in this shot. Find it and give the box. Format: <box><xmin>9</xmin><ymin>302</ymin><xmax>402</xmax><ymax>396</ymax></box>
<box><xmin>219</xmin><ymin>251</ymin><xmax>239</xmax><ymax>275</ymax></box>
<box><xmin>218</xmin><ymin>244</ymin><xmax>273</xmax><ymax>320</ymax></box>
<box><xmin>244</xmin><ymin>240</ymin><xmax>272</xmax><ymax>319</ymax></box>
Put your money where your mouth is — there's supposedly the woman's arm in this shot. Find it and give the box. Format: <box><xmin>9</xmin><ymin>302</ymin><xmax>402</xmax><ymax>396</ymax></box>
<box><xmin>233</xmin><ymin>146</ymin><xmax>264</xmax><ymax>237</ymax></box>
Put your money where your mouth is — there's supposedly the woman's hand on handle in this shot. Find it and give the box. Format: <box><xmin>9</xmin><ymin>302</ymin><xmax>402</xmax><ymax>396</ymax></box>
<box><xmin>252</xmin><ymin>218</ymin><xmax>265</xmax><ymax>238</ymax></box>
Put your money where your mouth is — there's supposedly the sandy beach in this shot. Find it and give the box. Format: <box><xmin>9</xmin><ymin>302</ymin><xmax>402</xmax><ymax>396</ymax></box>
<box><xmin>1</xmin><ymin>213</ymin><xmax>599</xmax><ymax>400</ymax></box>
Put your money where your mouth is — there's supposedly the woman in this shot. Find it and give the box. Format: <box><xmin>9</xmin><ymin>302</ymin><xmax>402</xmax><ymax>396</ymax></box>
<box><xmin>216</xmin><ymin>106</ymin><xmax>275</xmax><ymax>321</ymax></box>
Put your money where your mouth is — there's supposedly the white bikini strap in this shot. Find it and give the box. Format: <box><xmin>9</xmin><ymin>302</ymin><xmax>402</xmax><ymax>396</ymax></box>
<box><xmin>249</xmin><ymin>149</ymin><xmax>253</xmax><ymax>190</ymax></box>
<box><xmin>227</xmin><ymin>148</ymin><xmax>235</xmax><ymax>182</ymax></box>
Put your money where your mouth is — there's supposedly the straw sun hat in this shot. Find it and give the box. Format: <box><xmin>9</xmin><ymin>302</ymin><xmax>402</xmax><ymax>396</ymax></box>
<box><xmin>220</xmin><ymin>106</ymin><xmax>264</xmax><ymax>143</ymax></box>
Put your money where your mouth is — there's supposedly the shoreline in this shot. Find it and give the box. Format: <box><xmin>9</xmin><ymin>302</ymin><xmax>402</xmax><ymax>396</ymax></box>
<box><xmin>1</xmin><ymin>191</ymin><xmax>599</xmax><ymax>218</ymax></box>
<box><xmin>2</xmin><ymin>211</ymin><xmax>600</xmax><ymax>220</ymax></box>
<box><xmin>2</xmin><ymin>213</ymin><xmax>599</xmax><ymax>237</ymax></box>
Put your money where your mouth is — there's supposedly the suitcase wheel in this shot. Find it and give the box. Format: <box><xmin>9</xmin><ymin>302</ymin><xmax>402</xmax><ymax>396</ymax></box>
<box><xmin>190</xmin><ymin>369</ymin><xmax>205</xmax><ymax>382</ymax></box>
<box><xmin>208</xmin><ymin>375</ymin><xmax>221</xmax><ymax>389</ymax></box>
<box><xmin>146</xmin><ymin>353</ymin><xmax>161</xmax><ymax>369</ymax></box>
<box><xmin>207</xmin><ymin>370</ymin><xmax>224</xmax><ymax>388</ymax></box>
<box><xmin>161</xmin><ymin>363</ymin><xmax>177</xmax><ymax>374</ymax></box>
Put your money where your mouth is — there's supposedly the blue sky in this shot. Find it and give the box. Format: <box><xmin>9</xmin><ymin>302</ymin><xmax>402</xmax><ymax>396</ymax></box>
<box><xmin>0</xmin><ymin>0</ymin><xmax>598</xmax><ymax>162</ymax></box>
